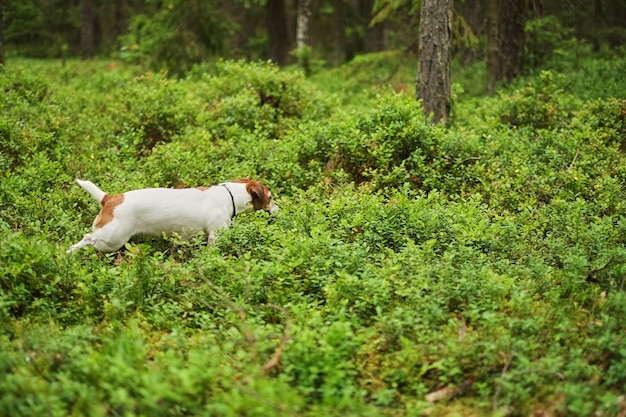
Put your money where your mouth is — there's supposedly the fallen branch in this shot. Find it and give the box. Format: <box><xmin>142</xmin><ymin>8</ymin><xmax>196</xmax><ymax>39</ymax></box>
<box><xmin>197</xmin><ymin>271</ymin><xmax>290</xmax><ymax>374</ymax></box>
<box><xmin>199</xmin><ymin>272</ymin><xmax>257</xmax><ymax>363</ymax></box>
<box><xmin>568</xmin><ymin>149</ymin><xmax>580</xmax><ymax>170</ymax></box>
<box><xmin>259</xmin><ymin>303</ymin><xmax>290</xmax><ymax>373</ymax></box>
<box><xmin>492</xmin><ymin>351</ymin><xmax>514</xmax><ymax>411</ymax></box>
<box><xmin>586</xmin><ymin>256</ymin><xmax>617</xmax><ymax>283</ymax></box>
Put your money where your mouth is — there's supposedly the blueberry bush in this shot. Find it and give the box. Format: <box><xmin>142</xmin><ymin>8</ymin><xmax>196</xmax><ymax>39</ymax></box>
<box><xmin>1</xmin><ymin>51</ymin><xmax>626</xmax><ymax>416</ymax></box>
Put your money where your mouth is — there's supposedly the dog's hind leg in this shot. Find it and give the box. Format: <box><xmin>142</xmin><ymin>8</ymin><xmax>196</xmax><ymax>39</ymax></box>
<box><xmin>67</xmin><ymin>233</ymin><xmax>97</xmax><ymax>253</ymax></box>
<box><xmin>67</xmin><ymin>224</ymin><xmax>134</xmax><ymax>254</ymax></box>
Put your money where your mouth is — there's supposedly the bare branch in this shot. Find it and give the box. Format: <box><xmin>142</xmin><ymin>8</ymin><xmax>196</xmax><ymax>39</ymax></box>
<box><xmin>259</xmin><ymin>303</ymin><xmax>290</xmax><ymax>373</ymax></box>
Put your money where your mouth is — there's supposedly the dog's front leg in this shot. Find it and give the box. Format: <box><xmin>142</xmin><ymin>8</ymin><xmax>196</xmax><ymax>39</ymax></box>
<box><xmin>207</xmin><ymin>231</ymin><xmax>217</xmax><ymax>246</ymax></box>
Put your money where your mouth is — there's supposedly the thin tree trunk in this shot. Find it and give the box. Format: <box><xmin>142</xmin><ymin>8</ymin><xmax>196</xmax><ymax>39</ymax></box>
<box><xmin>417</xmin><ymin>0</ymin><xmax>452</xmax><ymax>124</ymax></box>
<box><xmin>612</xmin><ymin>0</ymin><xmax>626</xmax><ymax>40</ymax></box>
<box><xmin>365</xmin><ymin>22</ymin><xmax>386</xmax><ymax>53</ymax></box>
<box><xmin>296</xmin><ymin>0</ymin><xmax>314</xmax><ymax>74</ymax></box>
<box><xmin>498</xmin><ymin>0</ymin><xmax>525</xmax><ymax>82</ymax></box>
<box><xmin>459</xmin><ymin>0</ymin><xmax>484</xmax><ymax>64</ymax></box>
<box><xmin>80</xmin><ymin>0</ymin><xmax>95</xmax><ymax>59</ymax></box>
<box><xmin>332</xmin><ymin>0</ymin><xmax>345</xmax><ymax>65</ymax></box>
<box><xmin>0</xmin><ymin>0</ymin><xmax>4</xmax><ymax>65</ymax></box>
<box><xmin>266</xmin><ymin>0</ymin><xmax>290</xmax><ymax>65</ymax></box>
<box><xmin>594</xmin><ymin>0</ymin><xmax>603</xmax><ymax>23</ymax></box>
<box><xmin>487</xmin><ymin>0</ymin><xmax>526</xmax><ymax>91</ymax></box>
<box><xmin>359</xmin><ymin>0</ymin><xmax>386</xmax><ymax>52</ymax></box>
<box><xmin>486</xmin><ymin>0</ymin><xmax>499</xmax><ymax>92</ymax></box>
<box><xmin>296</xmin><ymin>0</ymin><xmax>313</xmax><ymax>51</ymax></box>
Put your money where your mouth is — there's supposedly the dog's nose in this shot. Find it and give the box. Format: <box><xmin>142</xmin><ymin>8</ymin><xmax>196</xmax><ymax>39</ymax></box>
<box><xmin>268</xmin><ymin>203</ymin><xmax>280</xmax><ymax>214</ymax></box>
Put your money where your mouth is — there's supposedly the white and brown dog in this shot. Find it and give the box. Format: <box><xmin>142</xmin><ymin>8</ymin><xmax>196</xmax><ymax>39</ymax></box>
<box><xmin>67</xmin><ymin>178</ymin><xmax>278</xmax><ymax>253</ymax></box>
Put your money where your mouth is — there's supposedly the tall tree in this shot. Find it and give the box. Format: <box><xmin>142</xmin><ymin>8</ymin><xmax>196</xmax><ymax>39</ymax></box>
<box><xmin>487</xmin><ymin>0</ymin><xmax>526</xmax><ymax>91</ymax></box>
<box><xmin>497</xmin><ymin>0</ymin><xmax>525</xmax><ymax>82</ymax></box>
<box><xmin>296</xmin><ymin>0</ymin><xmax>314</xmax><ymax>51</ymax></box>
<box><xmin>417</xmin><ymin>0</ymin><xmax>451</xmax><ymax>124</ymax></box>
<box><xmin>332</xmin><ymin>0</ymin><xmax>346</xmax><ymax>65</ymax></box>
<box><xmin>357</xmin><ymin>0</ymin><xmax>387</xmax><ymax>52</ymax></box>
<box><xmin>486</xmin><ymin>0</ymin><xmax>498</xmax><ymax>91</ymax></box>
<box><xmin>98</xmin><ymin>0</ymin><xmax>128</xmax><ymax>53</ymax></box>
<box><xmin>266</xmin><ymin>0</ymin><xmax>290</xmax><ymax>65</ymax></box>
<box><xmin>295</xmin><ymin>0</ymin><xmax>314</xmax><ymax>72</ymax></box>
<box><xmin>80</xmin><ymin>0</ymin><xmax>95</xmax><ymax>59</ymax></box>
<box><xmin>457</xmin><ymin>0</ymin><xmax>484</xmax><ymax>64</ymax></box>
<box><xmin>0</xmin><ymin>0</ymin><xmax>4</xmax><ymax>65</ymax></box>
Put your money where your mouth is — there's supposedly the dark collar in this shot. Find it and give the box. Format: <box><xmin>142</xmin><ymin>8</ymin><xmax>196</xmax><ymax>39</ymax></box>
<box><xmin>221</xmin><ymin>184</ymin><xmax>236</xmax><ymax>218</ymax></box>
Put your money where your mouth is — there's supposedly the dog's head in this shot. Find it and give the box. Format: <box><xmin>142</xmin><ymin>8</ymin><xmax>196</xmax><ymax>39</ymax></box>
<box><xmin>234</xmin><ymin>179</ymin><xmax>279</xmax><ymax>214</ymax></box>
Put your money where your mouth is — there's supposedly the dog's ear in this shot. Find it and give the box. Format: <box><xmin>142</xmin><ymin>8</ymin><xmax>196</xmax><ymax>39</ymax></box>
<box><xmin>247</xmin><ymin>181</ymin><xmax>270</xmax><ymax>210</ymax></box>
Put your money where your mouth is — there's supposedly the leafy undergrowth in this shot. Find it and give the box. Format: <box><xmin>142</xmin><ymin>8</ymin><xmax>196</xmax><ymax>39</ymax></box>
<box><xmin>1</xmin><ymin>53</ymin><xmax>626</xmax><ymax>416</ymax></box>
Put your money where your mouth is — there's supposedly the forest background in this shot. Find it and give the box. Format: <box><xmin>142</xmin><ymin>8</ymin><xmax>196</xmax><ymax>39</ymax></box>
<box><xmin>1</xmin><ymin>0</ymin><xmax>625</xmax><ymax>78</ymax></box>
<box><xmin>1</xmin><ymin>0</ymin><xmax>626</xmax><ymax>416</ymax></box>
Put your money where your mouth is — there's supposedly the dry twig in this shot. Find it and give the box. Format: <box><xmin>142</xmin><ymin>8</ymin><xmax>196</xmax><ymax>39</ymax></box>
<box><xmin>259</xmin><ymin>303</ymin><xmax>290</xmax><ymax>373</ymax></box>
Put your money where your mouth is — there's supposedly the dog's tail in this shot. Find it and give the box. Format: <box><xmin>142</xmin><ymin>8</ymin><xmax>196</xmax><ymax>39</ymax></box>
<box><xmin>76</xmin><ymin>179</ymin><xmax>107</xmax><ymax>203</ymax></box>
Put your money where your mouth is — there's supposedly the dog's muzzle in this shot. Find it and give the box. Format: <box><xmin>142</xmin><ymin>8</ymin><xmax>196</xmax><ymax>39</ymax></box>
<box><xmin>268</xmin><ymin>203</ymin><xmax>280</xmax><ymax>214</ymax></box>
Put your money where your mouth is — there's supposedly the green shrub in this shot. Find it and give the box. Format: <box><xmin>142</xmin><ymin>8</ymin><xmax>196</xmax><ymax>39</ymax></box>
<box><xmin>0</xmin><ymin>67</ymin><xmax>49</xmax><ymax>104</ymax></box>
<box><xmin>282</xmin><ymin>310</ymin><xmax>362</xmax><ymax>408</ymax></box>
<box><xmin>288</xmin><ymin>94</ymin><xmax>440</xmax><ymax>189</ymax></box>
<box><xmin>106</xmin><ymin>72</ymin><xmax>200</xmax><ymax>157</ymax></box>
<box><xmin>577</xmin><ymin>98</ymin><xmax>626</xmax><ymax>149</ymax></box>
<box><xmin>2</xmin><ymin>55</ymin><xmax>626</xmax><ymax>416</ymax></box>
<box><xmin>335</xmin><ymin>95</ymin><xmax>436</xmax><ymax>184</ymax></box>
<box><xmin>194</xmin><ymin>60</ymin><xmax>330</xmax><ymax>140</ymax></box>
<box><xmin>0</xmin><ymin>119</ymin><xmax>26</xmax><ymax>171</ymax></box>
<box><xmin>119</xmin><ymin>1</ymin><xmax>235</xmax><ymax>76</ymax></box>
<box><xmin>0</xmin><ymin>227</ymin><xmax>75</xmax><ymax>323</ymax></box>
<box><xmin>499</xmin><ymin>71</ymin><xmax>577</xmax><ymax>129</ymax></box>
<box><xmin>524</xmin><ymin>15</ymin><xmax>577</xmax><ymax>70</ymax></box>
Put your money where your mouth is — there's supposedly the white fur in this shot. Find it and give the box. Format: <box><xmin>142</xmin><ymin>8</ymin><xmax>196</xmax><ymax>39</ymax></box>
<box><xmin>67</xmin><ymin>179</ymin><xmax>278</xmax><ymax>253</ymax></box>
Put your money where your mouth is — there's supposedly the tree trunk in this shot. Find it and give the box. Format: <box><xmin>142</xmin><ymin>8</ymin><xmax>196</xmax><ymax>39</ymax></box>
<box><xmin>487</xmin><ymin>0</ymin><xmax>526</xmax><ymax>92</ymax></box>
<box><xmin>98</xmin><ymin>0</ymin><xmax>126</xmax><ymax>53</ymax></box>
<box><xmin>80</xmin><ymin>0</ymin><xmax>95</xmax><ymax>59</ymax></box>
<box><xmin>0</xmin><ymin>0</ymin><xmax>4</xmax><ymax>65</ymax></box>
<box><xmin>486</xmin><ymin>0</ymin><xmax>499</xmax><ymax>92</ymax></box>
<box><xmin>594</xmin><ymin>0</ymin><xmax>604</xmax><ymax>23</ymax></box>
<box><xmin>358</xmin><ymin>0</ymin><xmax>386</xmax><ymax>53</ymax></box>
<box><xmin>611</xmin><ymin>0</ymin><xmax>626</xmax><ymax>43</ymax></box>
<box><xmin>498</xmin><ymin>0</ymin><xmax>525</xmax><ymax>82</ymax></box>
<box><xmin>364</xmin><ymin>22</ymin><xmax>386</xmax><ymax>53</ymax></box>
<box><xmin>417</xmin><ymin>0</ymin><xmax>452</xmax><ymax>124</ymax></box>
<box><xmin>332</xmin><ymin>0</ymin><xmax>346</xmax><ymax>65</ymax></box>
<box><xmin>114</xmin><ymin>0</ymin><xmax>126</xmax><ymax>41</ymax></box>
<box><xmin>296</xmin><ymin>0</ymin><xmax>314</xmax><ymax>51</ymax></box>
<box><xmin>266</xmin><ymin>0</ymin><xmax>290</xmax><ymax>66</ymax></box>
<box><xmin>459</xmin><ymin>0</ymin><xmax>484</xmax><ymax>64</ymax></box>
<box><xmin>296</xmin><ymin>0</ymin><xmax>314</xmax><ymax>73</ymax></box>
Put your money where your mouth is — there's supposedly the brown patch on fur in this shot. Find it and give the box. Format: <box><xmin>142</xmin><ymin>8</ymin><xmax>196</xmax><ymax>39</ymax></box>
<box><xmin>233</xmin><ymin>178</ymin><xmax>272</xmax><ymax>211</ymax></box>
<box><xmin>94</xmin><ymin>193</ymin><xmax>125</xmax><ymax>229</ymax></box>
<box><xmin>196</xmin><ymin>186</ymin><xmax>210</xmax><ymax>191</ymax></box>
